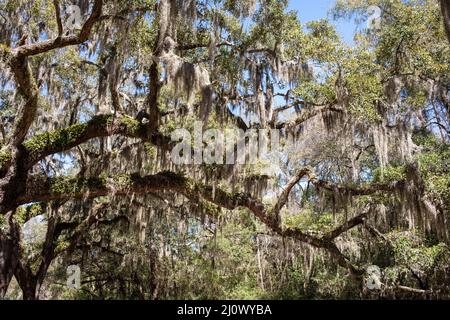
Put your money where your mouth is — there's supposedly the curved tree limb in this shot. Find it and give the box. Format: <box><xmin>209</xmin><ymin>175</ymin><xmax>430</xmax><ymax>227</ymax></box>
<box><xmin>12</xmin><ymin>0</ymin><xmax>103</xmax><ymax>58</ymax></box>
<box><xmin>271</xmin><ymin>167</ymin><xmax>311</xmax><ymax>217</ymax></box>
<box><xmin>275</xmin><ymin>105</ymin><xmax>343</xmax><ymax>129</ymax></box>
<box><xmin>18</xmin><ymin>171</ymin><xmax>364</xmax><ymax>275</ymax></box>
<box><xmin>15</xmin><ymin>113</ymin><xmax>172</xmax><ymax>170</ymax></box>
<box><xmin>1</xmin><ymin>0</ymin><xmax>103</xmax><ymax>149</ymax></box>
<box><xmin>323</xmin><ymin>207</ymin><xmax>371</xmax><ymax>240</ymax></box>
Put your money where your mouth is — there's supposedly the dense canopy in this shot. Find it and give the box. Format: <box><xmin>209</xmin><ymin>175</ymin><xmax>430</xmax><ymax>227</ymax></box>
<box><xmin>0</xmin><ymin>0</ymin><xmax>449</xmax><ymax>299</ymax></box>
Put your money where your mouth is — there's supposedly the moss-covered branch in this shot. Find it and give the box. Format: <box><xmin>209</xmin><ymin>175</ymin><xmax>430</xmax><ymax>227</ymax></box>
<box><xmin>21</xmin><ymin>114</ymin><xmax>172</xmax><ymax>169</ymax></box>
<box><xmin>19</xmin><ymin>170</ymin><xmax>363</xmax><ymax>275</ymax></box>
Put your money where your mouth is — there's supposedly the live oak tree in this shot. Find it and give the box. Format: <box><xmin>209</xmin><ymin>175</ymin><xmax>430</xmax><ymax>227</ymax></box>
<box><xmin>0</xmin><ymin>0</ymin><xmax>449</xmax><ymax>299</ymax></box>
<box><xmin>441</xmin><ymin>0</ymin><xmax>450</xmax><ymax>44</ymax></box>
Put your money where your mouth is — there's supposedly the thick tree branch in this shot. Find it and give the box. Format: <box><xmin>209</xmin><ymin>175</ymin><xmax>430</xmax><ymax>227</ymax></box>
<box><xmin>275</xmin><ymin>105</ymin><xmax>343</xmax><ymax>130</ymax></box>
<box><xmin>20</xmin><ymin>114</ymin><xmax>172</xmax><ymax>169</ymax></box>
<box><xmin>13</xmin><ymin>0</ymin><xmax>103</xmax><ymax>58</ymax></box>
<box><xmin>8</xmin><ymin>56</ymin><xmax>40</xmax><ymax>146</ymax></box>
<box><xmin>271</xmin><ymin>167</ymin><xmax>310</xmax><ymax>217</ymax></box>
<box><xmin>364</xmin><ymin>222</ymin><xmax>392</xmax><ymax>245</ymax></box>
<box><xmin>285</xmin><ymin>167</ymin><xmax>399</xmax><ymax>197</ymax></box>
<box><xmin>18</xmin><ymin>171</ymin><xmax>363</xmax><ymax>275</ymax></box>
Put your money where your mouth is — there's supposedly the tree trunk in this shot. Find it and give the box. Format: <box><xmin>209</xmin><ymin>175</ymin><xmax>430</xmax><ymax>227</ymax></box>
<box><xmin>21</xmin><ymin>282</ymin><xmax>38</xmax><ymax>300</ymax></box>
<box><xmin>0</xmin><ymin>234</ymin><xmax>16</xmax><ymax>298</ymax></box>
<box><xmin>0</xmin><ymin>150</ymin><xmax>29</xmax><ymax>215</ymax></box>
<box><xmin>14</xmin><ymin>266</ymin><xmax>40</xmax><ymax>300</ymax></box>
<box><xmin>441</xmin><ymin>0</ymin><xmax>450</xmax><ymax>45</ymax></box>
<box><xmin>15</xmin><ymin>216</ymin><xmax>59</xmax><ymax>300</ymax></box>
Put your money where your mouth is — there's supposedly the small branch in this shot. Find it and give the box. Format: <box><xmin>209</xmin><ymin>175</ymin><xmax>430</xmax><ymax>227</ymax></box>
<box><xmin>271</xmin><ymin>167</ymin><xmax>310</xmax><ymax>217</ymax></box>
<box><xmin>323</xmin><ymin>207</ymin><xmax>371</xmax><ymax>240</ymax></box>
<box><xmin>18</xmin><ymin>113</ymin><xmax>173</xmax><ymax>170</ymax></box>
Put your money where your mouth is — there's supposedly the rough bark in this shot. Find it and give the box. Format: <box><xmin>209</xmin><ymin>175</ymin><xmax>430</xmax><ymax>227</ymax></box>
<box><xmin>0</xmin><ymin>231</ymin><xmax>17</xmax><ymax>298</ymax></box>
<box><xmin>441</xmin><ymin>0</ymin><xmax>450</xmax><ymax>45</ymax></box>
<box><xmin>12</xmin><ymin>0</ymin><xmax>103</xmax><ymax>58</ymax></box>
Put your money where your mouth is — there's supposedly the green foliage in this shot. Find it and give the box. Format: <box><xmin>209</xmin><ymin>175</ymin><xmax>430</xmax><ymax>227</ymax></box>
<box><xmin>284</xmin><ymin>207</ymin><xmax>335</xmax><ymax>235</ymax></box>
<box><xmin>373</xmin><ymin>165</ymin><xmax>406</xmax><ymax>183</ymax></box>
<box><xmin>119</xmin><ymin>115</ymin><xmax>142</xmax><ymax>135</ymax></box>
<box><xmin>293</xmin><ymin>79</ymin><xmax>335</xmax><ymax>105</ymax></box>
<box><xmin>49</xmin><ymin>176</ymin><xmax>106</xmax><ymax>195</ymax></box>
<box><xmin>382</xmin><ymin>231</ymin><xmax>450</xmax><ymax>291</ymax></box>
<box><xmin>0</xmin><ymin>147</ymin><xmax>12</xmax><ymax>167</ymax></box>
<box><xmin>24</xmin><ymin>122</ymin><xmax>90</xmax><ymax>155</ymax></box>
<box><xmin>414</xmin><ymin>130</ymin><xmax>450</xmax><ymax>209</ymax></box>
<box><xmin>15</xmin><ymin>203</ymin><xmax>46</xmax><ymax>225</ymax></box>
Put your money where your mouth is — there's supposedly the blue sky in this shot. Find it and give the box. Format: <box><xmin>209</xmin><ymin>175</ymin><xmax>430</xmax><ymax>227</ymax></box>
<box><xmin>288</xmin><ymin>0</ymin><xmax>357</xmax><ymax>44</ymax></box>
